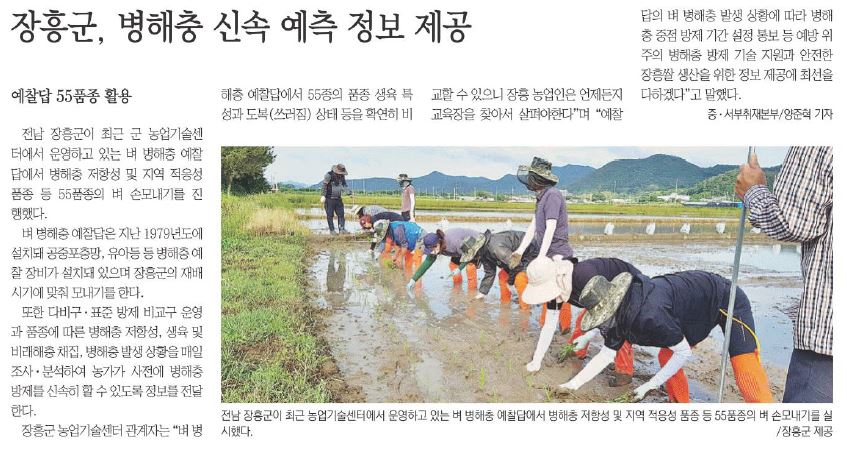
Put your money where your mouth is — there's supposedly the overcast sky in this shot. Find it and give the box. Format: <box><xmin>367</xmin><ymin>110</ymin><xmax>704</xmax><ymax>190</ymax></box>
<box><xmin>265</xmin><ymin>146</ymin><xmax>790</xmax><ymax>184</ymax></box>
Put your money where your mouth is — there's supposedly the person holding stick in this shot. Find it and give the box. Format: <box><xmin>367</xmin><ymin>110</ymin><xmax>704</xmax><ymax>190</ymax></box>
<box><xmin>736</xmin><ymin>146</ymin><xmax>833</xmax><ymax>403</ymax></box>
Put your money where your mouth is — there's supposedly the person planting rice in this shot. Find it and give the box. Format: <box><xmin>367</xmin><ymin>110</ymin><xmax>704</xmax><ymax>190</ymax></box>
<box><xmin>372</xmin><ymin>220</ymin><xmax>426</xmax><ymax>270</ymax></box>
<box><xmin>406</xmin><ymin>228</ymin><xmax>480</xmax><ymax>293</ymax></box>
<box><xmin>398</xmin><ymin>174</ymin><xmax>416</xmax><ymax>222</ymax></box>
<box><xmin>528</xmin><ymin>262</ymin><xmax>773</xmax><ymax>403</ymax></box>
<box><xmin>520</xmin><ymin>256</ymin><xmax>636</xmax><ymax>385</ymax></box>
<box><xmin>360</xmin><ymin>211</ymin><xmax>404</xmax><ymax>233</ymax></box>
<box><xmin>455</xmin><ymin>230</ymin><xmax>539</xmax><ymax>305</ymax></box>
<box><xmin>363</xmin><ymin>212</ymin><xmax>406</xmax><ymax>256</ymax></box>
<box><xmin>510</xmin><ymin>157</ymin><xmax>575</xmax><ymax>341</ymax></box>
<box><xmin>350</xmin><ymin>204</ymin><xmax>389</xmax><ymax>222</ymax></box>
<box><xmin>321</xmin><ymin>163</ymin><xmax>352</xmax><ymax>235</ymax></box>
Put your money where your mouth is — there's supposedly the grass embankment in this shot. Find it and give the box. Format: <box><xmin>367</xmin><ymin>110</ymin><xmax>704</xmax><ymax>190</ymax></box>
<box><xmin>277</xmin><ymin>192</ymin><xmax>740</xmax><ymax>218</ymax></box>
<box><xmin>221</xmin><ymin>193</ymin><xmax>334</xmax><ymax>402</ymax></box>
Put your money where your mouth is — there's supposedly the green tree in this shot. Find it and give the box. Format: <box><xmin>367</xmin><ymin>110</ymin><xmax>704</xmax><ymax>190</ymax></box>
<box><xmin>221</xmin><ymin>146</ymin><xmax>275</xmax><ymax>195</ymax></box>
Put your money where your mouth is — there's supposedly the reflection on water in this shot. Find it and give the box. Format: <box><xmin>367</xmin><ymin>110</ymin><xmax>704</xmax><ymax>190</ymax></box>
<box><xmin>296</xmin><ymin>207</ymin><xmax>732</xmax><ymax>222</ymax></box>
<box><xmin>314</xmin><ymin>245</ymin><xmax>543</xmax><ymax>328</ymax></box>
<box><xmin>301</xmin><ymin>217</ymin><xmax>751</xmax><ymax>237</ymax></box>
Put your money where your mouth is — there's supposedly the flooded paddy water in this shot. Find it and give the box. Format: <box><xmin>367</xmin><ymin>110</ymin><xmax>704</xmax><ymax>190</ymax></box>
<box><xmin>305</xmin><ymin>211</ymin><xmax>798</xmax><ymax>403</ymax></box>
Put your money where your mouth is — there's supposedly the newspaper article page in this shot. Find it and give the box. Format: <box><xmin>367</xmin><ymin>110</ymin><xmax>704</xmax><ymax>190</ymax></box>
<box><xmin>1</xmin><ymin>0</ymin><xmax>841</xmax><ymax>449</ymax></box>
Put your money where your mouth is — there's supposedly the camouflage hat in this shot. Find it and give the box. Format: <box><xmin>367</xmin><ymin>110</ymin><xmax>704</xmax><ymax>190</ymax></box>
<box><xmin>459</xmin><ymin>233</ymin><xmax>487</xmax><ymax>264</ymax></box>
<box><xmin>527</xmin><ymin>157</ymin><xmax>558</xmax><ymax>183</ymax></box>
<box><xmin>397</xmin><ymin>173</ymin><xmax>413</xmax><ymax>184</ymax></box>
<box><xmin>332</xmin><ymin>164</ymin><xmax>348</xmax><ymax>175</ymax></box>
<box><xmin>579</xmin><ymin>273</ymin><xmax>633</xmax><ymax>331</ymax></box>
<box><xmin>372</xmin><ymin>219</ymin><xmax>390</xmax><ymax>243</ymax></box>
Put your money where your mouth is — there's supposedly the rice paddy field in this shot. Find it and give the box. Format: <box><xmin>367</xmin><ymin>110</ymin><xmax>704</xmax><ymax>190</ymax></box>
<box><xmin>222</xmin><ymin>192</ymin><xmax>799</xmax><ymax>403</ymax></box>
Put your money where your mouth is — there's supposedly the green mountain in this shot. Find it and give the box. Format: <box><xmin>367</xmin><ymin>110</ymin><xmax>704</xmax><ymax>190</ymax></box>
<box><xmin>567</xmin><ymin>154</ymin><xmax>713</xmax><ymax>193</ymax></box>
<box><xmin>686</xmin><ymin>166</ymin><xmax>781</xmax><ymax>199</ymax></box>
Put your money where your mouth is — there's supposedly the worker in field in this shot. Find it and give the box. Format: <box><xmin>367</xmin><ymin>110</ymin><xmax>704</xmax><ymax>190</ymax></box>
<box><xmin>529</xmin><ymin>261</ymin><xmax>773</xmax><ymax>403</ymax></box>
<box><xmin>372</xmin><ymin>220</ymin><xmax>426</xmax><ymax>273</ymax></box>
<box><xmin>454</xmin><ymin>230</ymin><xmax>537</xmax><ymax>306</ymax></box>
<box><xmin>364</xmin><ymin>211</ymin><xmax>405</xmax><ymax>256</ymax></box>
<box><xmin>407</xmin><ymin>228</ymin><xmax>481</xmax><ymax>293</ymax></box>
<box><xmin>320</xmin><ymin>163</ymin><xmax>352</xmax><ymax>235</ymax></box>
<box><xmin>510</xmin><ymin>157</ymin><xmax>575</xmax><ymax>356</ymax></box>
<box><xmin>736</xmin><ymin>146</ymin><xmax>832</xmax><ymax>402</ymax></box>
<box><xmin>360</xmin><ymin>211</ymin><xmax>404</xmax><ymax>232</ymax></box>
<box><xmin>350</xmin><ymin>204</ymin><xmax>389</xmax><ymax>222</ymax></box>
<box><xmin>398</xmin><ymin>174</ymin><xmax>416</xmax><ymax>222</ymax></box>
<box><xmin>514</xmin><ymin>255</ymin><xmax>636</xmax><ymax>385</ymax></box>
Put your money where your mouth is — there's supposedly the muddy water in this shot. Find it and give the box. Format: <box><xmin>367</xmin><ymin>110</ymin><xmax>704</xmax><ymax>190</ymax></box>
<box><xmin>303</xmin><ymin>217</ymin><xmax>754</xmax><ymax>237</ymax></box>
<box><xmin>312</xmin><ymin>239</ymin><xmax>796</xmax><ymax>403</ymax></box>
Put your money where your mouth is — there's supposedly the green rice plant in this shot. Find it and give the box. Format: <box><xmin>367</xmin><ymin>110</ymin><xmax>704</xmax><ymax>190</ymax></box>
<box><xmin>611</xmin><ymin>392</ymin><xmax>637</xmax><ymax>403</ymax></box>
<box><xmin>557</xmin><ymin>343</ymin><xmax>576</xmax><ymax>362</ymax></box>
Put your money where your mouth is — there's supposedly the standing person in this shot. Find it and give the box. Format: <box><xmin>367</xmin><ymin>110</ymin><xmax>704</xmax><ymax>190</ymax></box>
<box><xmin>321</xmin><ymin>164</ymin><xmax>352</xmax><ymax>235</ymax></box>
<box><xmin>398</xmin><ymin>174</ymin><xmax>416</xmax><ymax>222</ymax></box>
<box><xmin>736</xmin><ymin>146</ymin><xmax>833</xmax><ymax>402</ymax></box>
<box><xmin>406</xmin><ymin>228</ymin><xmax>480</xmax><ymax>292</ymax></box>
<box><xmin>510</xmin><ymin>157</ymin><xmax>575</xmax><ymax>348</ymax></box>
<box><xmin>542</xmin><ymin>267</ymin><xmax>773</xmax><ymax>403</ymax></box>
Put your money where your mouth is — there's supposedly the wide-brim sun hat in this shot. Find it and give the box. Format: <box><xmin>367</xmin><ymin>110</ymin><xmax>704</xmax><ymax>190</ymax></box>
<box><xmin>528</xmin><ymin>157</ymin><xmax>557</xmax><ymax>182</ymax></box>
<box><xmin>397</xmin><ymin>173</ymin><xmax>413</xmax><ymax>182</ymax></box>
<box><xmin>517</xmin><ymin>156</ymin><xmax>558</xmax><ymax>187</ymax></box>
<box><xmin>522</xmin><ymin>256</ymin><xmax>574</xmax><ymax>305</ymax></box>
<box><xmin>579</xmin><ymin>272</ymin><xmax>633</xmax><ymax>331</ymax></box>
<box><xmin>459</xmin><ymin>233</ymin><xmax>487</xmax><ymax>264</ymax></box>
<box><xmin>333</xmin><ymin>163</ymin><xmax>348</xmax><ymax>175</ymax></box>
<box><xmin>372</xmin><ymin>220</ymin><xmax>390</xmax><ymax>242</ymax></box>
<box><xmin>348</xmin><ymin>204</ymin><xmax>363</xmax><ymax>216</ymax></box>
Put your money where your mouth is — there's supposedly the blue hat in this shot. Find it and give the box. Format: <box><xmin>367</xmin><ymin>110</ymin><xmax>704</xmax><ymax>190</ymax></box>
<box><xmin>422</xmin><ymin>233</ymin><xmax>439</xmax><ymax>255</ymax></box>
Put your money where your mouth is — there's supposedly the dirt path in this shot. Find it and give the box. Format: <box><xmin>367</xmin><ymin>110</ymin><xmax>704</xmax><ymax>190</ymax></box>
<box><xmin>311</xmin><ymin>241</ymin><xmax>789</xmax><ymax>403</ymax></box>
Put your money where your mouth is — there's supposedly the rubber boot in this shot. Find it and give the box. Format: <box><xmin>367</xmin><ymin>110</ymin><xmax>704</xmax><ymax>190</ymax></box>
<box><xmin>449</xmin><ymin>261</ymin><xmax>463</xmax><ymax>285</ymax></box>
<box><xmin>658</xmin><ymin>347</ymin><xmax>690</xmax><ymax>403</ymax></box>
<box><xmin>514</xmin><ymin>272</ymin><xmax>529</xmax><ymax>310</ymax></box>
<box><xmin>731</xmin><ymin>352</ymin><xmax>773</xmax><ymax>403</ymax></box>
<box><xmin>610</xmin><ymin>341</ymin><xmax>634</xmax><ymax>386</ymax></box>
<box><xmin>404</xmin><ymin>249</ymin><xmax>414</xmax><ymax>277</ymax></box>
<box><xmin>571</xmin><ymin>309</ymin><xmax>588</xmax><ymax>359</ymax></box>
<box><xmin>498</xmin><ymin>270</ymin><xmax>512</xmax><ymax>303</ymax></box>
<box><xmin>414</xmin><ymin>250</ymin><xmax>423</xmax><ymax>291</ymax></box>
<box><xmin>380</xmin><ymin>237</ymin><xmax>395</xmax><ymax>260</ymax></box>
<box><xmin>466</xmin><ymin>263</ymin><xmax>478</xmax><ymax>293</ymax></box>
<box><xmin>559</xmin><ymin>304</ymin><xmax>572</xmax><ymax>334</ymax></box>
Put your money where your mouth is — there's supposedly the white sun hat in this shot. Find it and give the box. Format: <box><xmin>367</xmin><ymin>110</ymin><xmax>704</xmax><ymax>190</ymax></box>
<box><xmin>522</xmin><ymin>256</ymin><xmax>574</xmax><ymax>305</ymax></box>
